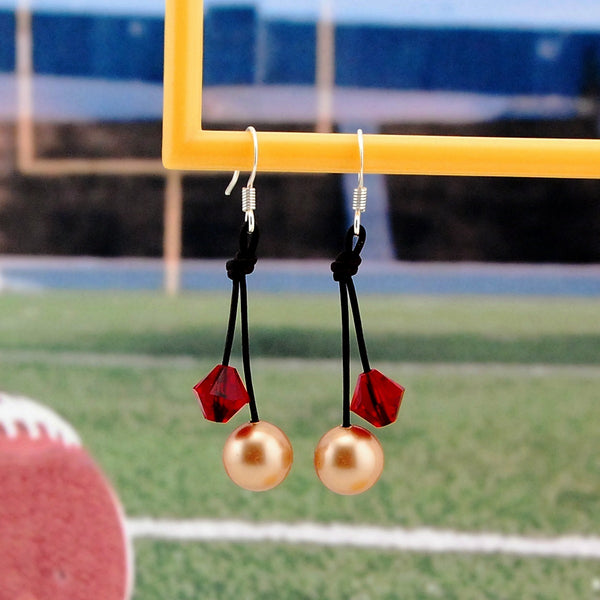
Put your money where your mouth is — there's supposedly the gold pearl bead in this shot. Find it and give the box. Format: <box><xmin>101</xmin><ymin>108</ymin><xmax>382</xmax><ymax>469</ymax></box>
<box><xmin>314</xmin><ymin>425</ymin><xmax>384</xmax><ymax>495</ymax></box>
<box><xmin>222</xmin><ymin>421</ymin><xmax>293</xmax><ymax>491</ymax></box>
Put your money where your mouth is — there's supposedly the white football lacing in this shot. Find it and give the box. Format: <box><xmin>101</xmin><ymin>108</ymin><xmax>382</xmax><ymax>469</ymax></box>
<box><xmin>0</xmin><ymin>392</ymin><xmax>81</xmax><ymax>447</ymax></box>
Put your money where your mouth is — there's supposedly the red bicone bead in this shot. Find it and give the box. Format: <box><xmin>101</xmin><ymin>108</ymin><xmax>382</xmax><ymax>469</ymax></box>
<box><xmin>193</xmin><ymin>365</ymin><xmax>249</xmax><ymax>423</ymax></box>
<box><xmin>350</xmin><ymin>369</ymin><xmax>405</xmax><ymax>427</ymax></box>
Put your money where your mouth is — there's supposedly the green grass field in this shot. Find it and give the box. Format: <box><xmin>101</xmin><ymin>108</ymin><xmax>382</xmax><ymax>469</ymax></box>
<box><xmin>0</xmin><ymin>291</ymin><xmax>598</xmax><ymax>599</ymax></box>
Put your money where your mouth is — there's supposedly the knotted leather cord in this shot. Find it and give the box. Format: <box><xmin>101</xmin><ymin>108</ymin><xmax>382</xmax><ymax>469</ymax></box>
<box><xmin>222</xmin><ymin>223</ymin><xmax>260</xmax><ymax>423</ymax></box>
<box><xmin>331</xmin><ymin>225</ymin><xmax>370</xmax><ymax>428</ymax></box>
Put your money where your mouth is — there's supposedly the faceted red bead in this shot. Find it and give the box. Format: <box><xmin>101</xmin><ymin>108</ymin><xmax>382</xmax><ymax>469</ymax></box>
<box><xmin>350</xmin><ymin>369</ymin><xmax>405</xmax><ymax>427</ymax></box>
<box><xmin>193</xmin><ymin>365</ymin><xmax>249</xmax><ymax>423</ymax></box>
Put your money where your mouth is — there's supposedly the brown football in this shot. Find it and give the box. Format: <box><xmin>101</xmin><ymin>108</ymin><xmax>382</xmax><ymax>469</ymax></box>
<box><xmin>0</xmin><ymin>392</ymin><xmax>133</xmax><ymax>600</ymax></box>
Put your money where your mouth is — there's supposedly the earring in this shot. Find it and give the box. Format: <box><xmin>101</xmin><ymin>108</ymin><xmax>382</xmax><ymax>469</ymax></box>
<box><xmin>194</xmin><ymin>127</ymin><xmax>293</xmax><ymax>492</ymax></box>
<box><xmin>314</xmin><ymin>130</ymin><xmax>405</xmax><ymax>495</ymax></box>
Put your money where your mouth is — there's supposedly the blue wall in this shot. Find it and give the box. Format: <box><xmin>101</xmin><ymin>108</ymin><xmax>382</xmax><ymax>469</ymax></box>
<box><xmin>262</xmin><ymin>20</ymin><xmax>316</xmax><ymax>85</ymax></box>
<box><xmin>32</xmin><ymin>13</ymin><xmax>164</xmax><ymax>81</ymax></box>
<box><xmin>1</xmin><ymin>6</ymin><xmax>600</xmax><ymax>98</ymax></box>
<box><xmin>0</xmin><ymin>11</ymin><xmax>14</xmax><ymax>71</ymax></box>
<box><xmin>335</xmin><ymin>27</ymin><xmax>592</xmax><ymax>95</ymax></box>
<box><xmin>203</xmin><ymin>7</ymin><xmax>256</xmax><ymax>85</ymax></box>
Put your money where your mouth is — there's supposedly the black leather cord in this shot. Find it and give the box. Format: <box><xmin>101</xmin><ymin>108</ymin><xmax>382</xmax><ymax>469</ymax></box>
<box><xmin>221</xmin><ymin>279</ymin><xmax>239</xmax><ymax>367</ymax></box>
<box><xmin>222</xmin><ymin>223</ymin><xmax>260</xmax><ymax>423</ymax></box>
<box><xmin>331</xmin><ymin>225</ymin><xmax>369</xmax><ymax>428</ymax></box>
<box><xmin>339</xmin><ymin>281</ymin><xmax>351</xmax><ymax>428</ymax></box>
<box><xmin>240</xmin><ymin>276</ymin><xmax>259</xmax><ymax>423</ymax></box>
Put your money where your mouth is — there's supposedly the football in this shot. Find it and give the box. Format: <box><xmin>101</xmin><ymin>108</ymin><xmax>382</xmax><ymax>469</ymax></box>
<box><xmin>0</xmin><ymin>392</ymin><xmax>133</xmax><ymax>600</ymax></box>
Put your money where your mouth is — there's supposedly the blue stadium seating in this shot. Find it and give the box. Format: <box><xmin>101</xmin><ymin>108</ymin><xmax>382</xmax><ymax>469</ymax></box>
<box><xmin>1</xmin><ymin>6</ymin><xmax>599</xmax><ymax>98</ymax></box>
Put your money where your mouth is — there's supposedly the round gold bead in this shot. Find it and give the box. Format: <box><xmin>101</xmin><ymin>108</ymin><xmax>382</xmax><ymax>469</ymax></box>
<box><xmin>222</xmin><ymin>421</ymin><xmax>293</xmax><ymax>491</ymax></box>
<box><xmin>314</xmin><ymin>425</ymin><xmax>384</xmax><ymax>495</ymax></box>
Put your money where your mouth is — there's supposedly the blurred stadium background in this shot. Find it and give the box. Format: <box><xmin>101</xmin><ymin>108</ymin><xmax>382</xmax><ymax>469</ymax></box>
<box><xmin>0</xmin><ymin>2</ymin><xmax>599</xmax><ymax>598</ymax></box>
<box><xmin>1</xmin><ymin>0</ymin><xmax>600</xmax><ymax>276</ymax></box>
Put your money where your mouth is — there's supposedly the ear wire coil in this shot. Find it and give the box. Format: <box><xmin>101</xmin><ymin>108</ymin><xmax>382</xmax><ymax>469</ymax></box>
<box><xmin>353</xmin><ymin>185</ymin><xmax>367</xmax><ymax>214</ymax></box>
<box><xmin>242</xmin><ymin>187</ymin><xmax>256</xmax><ymax>214</ymax></box>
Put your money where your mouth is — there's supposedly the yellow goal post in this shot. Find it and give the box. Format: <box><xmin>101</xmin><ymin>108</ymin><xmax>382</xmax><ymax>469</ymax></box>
<box><xmin>163</xmin><ymin>0</ymin><xmax>600</xmax><ymax>179</ymax></box>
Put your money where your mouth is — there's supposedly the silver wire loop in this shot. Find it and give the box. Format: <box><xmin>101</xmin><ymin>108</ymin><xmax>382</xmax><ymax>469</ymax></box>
<box><xmin>353</xmin><ymin>128</ymin><xmax>367</xmax><ymax>235</ymax></box>
<box><xmin>241</xmin><ymin>187</ymin><xmax>256</xmax><ymax>232</ymax></box>
<box><xmin>225</xmin><ymin>126</ymin><xmax>258</xmax><ymax>232</ymax></box>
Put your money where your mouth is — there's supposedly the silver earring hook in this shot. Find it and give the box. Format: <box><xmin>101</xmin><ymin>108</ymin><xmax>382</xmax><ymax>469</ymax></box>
<box><xmin>225</xmin><ymin>126</ymin><xmax>258</xmax><ymax>232</ymax></box>
<box><xmin>353</xmin><ymin>128</ymin><xmax>367</xmax><ymax>235</ymax></box>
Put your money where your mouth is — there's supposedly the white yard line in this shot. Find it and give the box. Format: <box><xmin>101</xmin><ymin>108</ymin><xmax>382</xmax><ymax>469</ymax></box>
<box><xmin>126</xmin><ymin>518</ymin><xmax>600</xmax><ymax>560</ymax></box>
<box><xmin>0</xmin><ymin>350</ymin><xmax>598</xmax><ymax>378</ymax></box>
